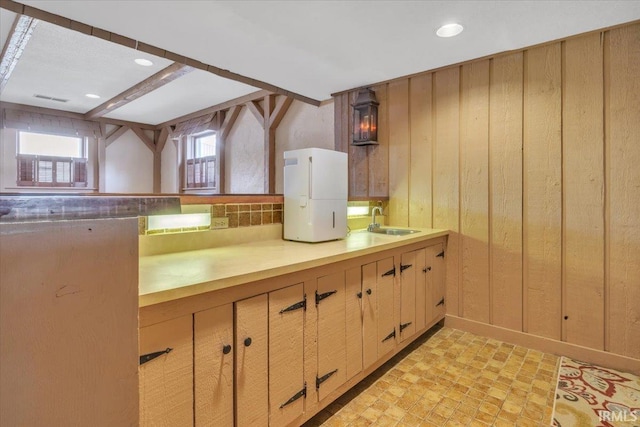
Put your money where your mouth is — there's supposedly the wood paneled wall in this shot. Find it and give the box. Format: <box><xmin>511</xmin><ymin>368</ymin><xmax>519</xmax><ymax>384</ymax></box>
<box><xmin>334</xmin><ymin>22</ymin><xmax>640</xmax><ymax>360</ymax></box>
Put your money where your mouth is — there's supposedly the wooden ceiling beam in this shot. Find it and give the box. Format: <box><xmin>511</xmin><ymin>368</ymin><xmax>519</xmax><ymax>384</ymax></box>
<box><xmin>220</xmin><ymin>105</ymin><xmax>241</xmax><ymax>141</ymax></box>
<box><xmin>0</xmin><ymin>14</ymin><xmax>38</xmax><ymax>93</ymax></box>
<box><xmin>157</xmin><ymin>89</ymin><xmax>271</xmax><ymax>129</ymax></box>
<box><xmin>105</xmin><ymin>125</ymin><xmax>128</xmax><ymax>147</ymax></box>
<box><xmin>0</xmin><ymin>0</ymin><xmax>322</xmax><ymax>108</ymax></box>
<box><xmin>269</xmin><ymin>95</ymin><xmax>294</xmax><ymax>129</ymax></box>
<box><xmin>246</xmin><ymin>100</ymin><xmax>265</xmax><ymax>126</ymax></box>
<box><xmin>130</xmin><ymin>126</ymin><xmax>155</xmax><ymax>152</ymax></box>
<box><xmin>85</xmin><ymin>63</ymin><xmax>193</xmax><ymax>119</ymax></box>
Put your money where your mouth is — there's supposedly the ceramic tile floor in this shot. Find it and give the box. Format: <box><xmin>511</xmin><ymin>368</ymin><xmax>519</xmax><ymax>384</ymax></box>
<box><xmin>304</xmin><ymin>325</ymin><xmax>559</xmax><ymax>427</ymax></box>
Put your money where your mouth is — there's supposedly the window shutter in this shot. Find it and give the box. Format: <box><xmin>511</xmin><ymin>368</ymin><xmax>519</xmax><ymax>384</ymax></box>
<box><xmin>73</xmin><ymin>159</ymin><xmax>87</xmax><ymax>187</ymax></box>
<box><xmin>17</xmin><ymin>155</ymin><xmax>36</xmax><ymax>185</ymax></box>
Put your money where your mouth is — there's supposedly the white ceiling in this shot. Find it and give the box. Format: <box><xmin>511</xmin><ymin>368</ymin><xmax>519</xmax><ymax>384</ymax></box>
<box><xmin>2</xmin><ymin>1</ymin><xmax>640</xmax><ymax>126</ymax></box>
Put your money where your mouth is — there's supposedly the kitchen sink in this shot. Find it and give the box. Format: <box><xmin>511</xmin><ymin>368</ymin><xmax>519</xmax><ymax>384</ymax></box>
<box><xmin>369</xmin><ymin>228</ymin><xmax>420</xmax><ymax>236</ymax></box>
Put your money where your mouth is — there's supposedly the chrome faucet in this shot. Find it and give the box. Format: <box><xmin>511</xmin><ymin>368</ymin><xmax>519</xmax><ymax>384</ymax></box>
<box><xmin>368</xmin><ymin>206</ymin><xmax>383</xmax><ymax>231</ymax></box>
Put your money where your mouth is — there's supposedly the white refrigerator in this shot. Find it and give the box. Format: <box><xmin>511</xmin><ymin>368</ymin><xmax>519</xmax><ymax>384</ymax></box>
<box><xmin>283</xmin><ymin>148</ymin><xmax>348</xmax><ymax>242</ymax></box>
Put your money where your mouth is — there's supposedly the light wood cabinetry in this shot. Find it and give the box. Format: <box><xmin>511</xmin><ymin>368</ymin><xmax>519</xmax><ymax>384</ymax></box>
<box><xmin>139</xmin><ymin>314</ymin><xmax>193</xmax><ymax>427</ymax></box>
<box><xmin>139</xmin><ymin>235</ymin><xmax>447</xmax><ymax>427</ymax></box>
<box><xmin>399</xmin><ymin>250</ymin><xmax>418</xmax><ymax>341</ymax></box>
<box><xmin>316</xmin><ymin>272</ymin><xmax>347</xmax><ymax>400</ymax></box>
<box><xmin>376</xmin><ymin>257</ymin><xmax>398</xmax><ymax>357</ymax></box>
<box><xmin>235</xmin><ymin>294</ymin><xmax>269</xmax><ymax>426</ymax></box>
<box><xmin>403</xmin><ymin>243</ymin><xmax>445</xmax><ymax>339</ymax></box>
<box><xmin>269</xmin><ymin>284</ymin><xmax>306</xmax><ymax>426</ymax></box>
<box><xmin>194</xmin><ymin>304</ymin><xmax>234</xmax><ymax>427</ymax></box>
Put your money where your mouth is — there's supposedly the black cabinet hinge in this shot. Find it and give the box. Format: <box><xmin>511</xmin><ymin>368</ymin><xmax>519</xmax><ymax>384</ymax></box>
<box><xmin>436</xmin><ymin>251</ymin><xmax>445</xmax><ymax>258</ymax></box>
<box><xmin>382</xmin><ymin>266</ymin><xmax>396</xmax><ymax>277</ymax></box>
<box><xmin>140</xmin><ymin>348</ymin><xmax>172</xmax><ymax>365</ymax></box>
<box><xmin>280</xmin><ymin>382</ymin><xmax>307</xmax><ymax>408</ymax></box>
<box><xmin>382</xmin><ymin>328</ymin><xmax>396</xmax><ymax>342</ymax></box>
<box><xmin>280</xmin><ymin>295</ymin><xmax>307</xmax><ymax>313</ymax></box>
<box><xmin>436</xmin><ymin>297</ymin><xmax>445</xmax><ymax>307</ymax></box>
<box><xmin>400</xmin><ymin>263</ymin><xmax>413</xmax><ymax>273</ymax></box>
<box><xmin>316</xmin><ymin>369</ymin><xmax>338</xmax><ymax>389</ymax></box>
<box><xmin>400</xmin><ymin>322</ymin><xmax>412</xmax><ymax>332</ymax></box>
<box><xmin>315</xmin><ymin>290</ymin><xmax>337</xmax><ymax>305</ymax></box>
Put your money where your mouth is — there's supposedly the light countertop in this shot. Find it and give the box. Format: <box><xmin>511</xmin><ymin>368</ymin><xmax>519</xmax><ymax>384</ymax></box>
<box><xmin>139</xmin><ymin>228</ymin><xmax>448</xmax><ymax>307</ymax></box>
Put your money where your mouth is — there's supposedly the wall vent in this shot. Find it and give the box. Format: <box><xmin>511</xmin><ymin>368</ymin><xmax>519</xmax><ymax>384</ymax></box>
<box><xmin>33</xmin><ymin>94</ymin><xmax>69</xmax><ymax>103</ymax></box>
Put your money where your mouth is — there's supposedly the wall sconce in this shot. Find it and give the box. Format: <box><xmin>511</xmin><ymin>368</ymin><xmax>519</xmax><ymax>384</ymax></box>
<box><xmin>352</xmin><ymin>89</ymin><xmax>379</xmax><ymax>146</ymax></box>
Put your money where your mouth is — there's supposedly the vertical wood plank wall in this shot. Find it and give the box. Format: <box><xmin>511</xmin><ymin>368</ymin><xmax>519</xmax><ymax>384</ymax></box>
<box><xmin>334</xmin><ymin>22</ymin><xmax>640</xmax><ymax>360</ymax></box>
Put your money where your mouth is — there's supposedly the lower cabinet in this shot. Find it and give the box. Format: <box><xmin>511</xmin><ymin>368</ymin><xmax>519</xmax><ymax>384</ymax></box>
<box><xmin>140</xmin><ymin>237</ymin><xmax>446</xmax><ymax>427</ymax></box>
<box><xmin>194</xmin><ymin>304</ymin><xmax>234</xmax><ymax>427</ymax></box>
<box><xmin>235</xmin><ymin>294</ymin><xmax>270</xmax><ymax>426</ymax></box>
<box><xmin>139</xmin><ymin>314</ymin><xmax>193</xmax><ymax>427</ymax></box>
<box><xmin>269</xmin><ymin>284</ymin><xmax>306</xmax><ymax>426</ymax></box>
<box><xmin>316</xmin><ymin>272</ymin><xmax>347</xmax><ymax>401</ymax></box>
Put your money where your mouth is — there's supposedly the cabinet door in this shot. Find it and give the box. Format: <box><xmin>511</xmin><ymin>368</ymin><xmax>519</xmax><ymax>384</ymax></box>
<box><xmin>414</xmin><ymin>248</ymin><xmax>428</xmax><ymax>332</ymax></box>
<box><xmin>139</xmin><ymin>315</ymin><xmax>193</xmax><ymax>427</ymax></box>
<box><xmin>345</xmin><ymin>267</ymin><xmax>363</xmax><ymax>380</ymax></box>
<box><xmin>377</xmin><ymin>257</ymin><xmax>397</xmax><ymax>357</ymax></box>
<box><xmin>399</xmin><ymin>251</ymin><xmax>417</xmax><ymax>341</ymax></box>
<box><xmin>269</xmin><ymin>284</ymin><xmax>305</xmax><ymax>426</ymax></box>
<box><xmin>317</xmin><ymin>271</ymin><xmax>347</xmax><ymax>401</ymax></box>
<box><xmin>362</xmin><ymin>262</ymin><xmax>378</xmax><ymax>370</ymax></box>
<box><xmin>429</xmin><ymin>243</ymin><xmax>446</xmax><ymax>322</ymax></box>
<box><xmin>235</xmin><ymin>294</ymin><xmax>269</xmax><ymax>427</ymax></box>
<box><xmin>194</xmin><ymin>304</ymin><xmax>233</xmax><ymax>427</ymax></box>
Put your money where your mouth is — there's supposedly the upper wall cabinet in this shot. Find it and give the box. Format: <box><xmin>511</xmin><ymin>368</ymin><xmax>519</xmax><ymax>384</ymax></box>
<box><xmin>334</xmin><ymin>89</ymin><xmax>389</xmax><ymax>200</ymax></box>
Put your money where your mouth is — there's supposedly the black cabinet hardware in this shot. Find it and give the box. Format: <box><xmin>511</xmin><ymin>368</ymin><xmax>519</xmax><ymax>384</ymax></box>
<box><xmin>436</xmin><ymin>297</ymin><xmax>445</xmax><ymax>307</ymax></box>
<box><xmin>382</xmin><ymin>328</ymin><xmax>396</xmax><ymax>342</ymax></box>
<box><xmin>316</xmin><ymin>369</ymin><xmax>338</xmax><ymax>389</ymax></box>
<box><xmin>400</xmin><ymin>263</ymin><xmax>413</xmax><ymax>273</ymax></box>
<box><xmin>280</xmin><ymin>383</ymin><xmax>307</xmax><ymax>408</ymax></box>
<box><xmin>382</xmin><ymin>266</ymin><xmax>396</xmax><ymax>277</ymax></box>
<box><xmin>244</xmin><ymin>337</ymin><xmax>252</xmax><ymax>347</ymax></box>
<box><xmin>140</xmin><ymin>348</ymin><xmax>172</xmax><ymax>365</ymax></box>
<box><xmin>436</xmin><ymin>251</ymin><xmax>445</xmax><ymax>258</ymax></box>
<box><xmin>357</xmin><ymin>291</ymin><xmax>362</xmax><ymax>298</ymax></box>
<box><xmin>366</xmin><ymin>288</ymin><xmax>372</xmax><ymax>295</ymax></box>
<box><xmin>280</xmin><ymin>295</ymin><xmax>307</xmax><ymax>313</ymax></box>
<box><xmin>315</xmin><ymin>290</ymin><xmax>337</xmax><ymax>305</ymax></box>
<box><xmin>423</xmin><ymin>266</ymin><xmax>431</xmax><ymax>273</ymax></box>
<box><xmin>222</xmin><ymin>344</ymin><xmax>232</xmax><ymax>355</ymax></box>
<box><xmin>400</xmin><ymin>322</ymin><xmax>412</xmax><ymax>332</ymax></box>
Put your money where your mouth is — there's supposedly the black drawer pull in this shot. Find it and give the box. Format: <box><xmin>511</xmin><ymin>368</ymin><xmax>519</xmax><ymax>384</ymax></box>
<box><xmin>244</xmin><ymin>337</ymin><xmax>252</xmax><ymax>347</ymax></box>
<box><xmin>222</xmin><ymin>344</ymin><xmax>232</xmax><ymax>354</ymax></box>
<box><xmin>366</xmin><ymin>288</ymin><xmax>372</xmax><ymax>295</ymax></box>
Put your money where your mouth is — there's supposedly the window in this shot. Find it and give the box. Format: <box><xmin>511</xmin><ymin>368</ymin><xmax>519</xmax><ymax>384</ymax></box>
<box><xmin>185</xmin><ymin>132</ymin><xmax>217</xmax><ymax>189</ymax></box>
<box><xmin>17</xmin><ymin>131</ymin><xmax>88</xmax><ymax>187</ymax></box>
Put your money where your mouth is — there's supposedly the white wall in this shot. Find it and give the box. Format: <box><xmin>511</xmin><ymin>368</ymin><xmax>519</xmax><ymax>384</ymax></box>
<box><xmin>105</xmin><ymin>129</ymin><xmax>153</xmax><ymax>193</ymax></box>
<box><xmin>161</xmin><ymin>139</ymin><xmax>178</xmax><ymax>193</ymax></box>
<box><xmin>275</xmin><ymin>99</ymin><xmax>334</xmax><ymax>193</ymax></box>
<box><xmin>225</xmin><ymin>107</ymin><xmax>264</xmax><ymax>193</ymax></box>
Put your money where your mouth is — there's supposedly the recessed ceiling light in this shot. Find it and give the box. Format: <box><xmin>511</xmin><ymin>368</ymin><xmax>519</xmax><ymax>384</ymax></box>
<box><xmin>85</xmin><ymin>93</ymin><xmax>101</xmax><ymax>99</ymax></box>
<box><xmin>436</xmin><ymin>23</ymin><xmax>464</xmax><ymax>38</ymax></box>
<box><xmin>135</xmin><ymin>58</ymin><xmax>154</xmax><ymax>67</ymax></box>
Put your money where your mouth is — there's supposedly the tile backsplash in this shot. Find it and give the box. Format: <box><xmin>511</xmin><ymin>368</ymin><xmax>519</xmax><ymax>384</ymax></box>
<box><xmin>213</xmin><ymin>203</ymin><xmax>283</xmax><ymax>228</ymax></box>
<box><xmin>141</xmin><ymin>202</ymin><xmax>283</xmax><ymax>235</ymax></box>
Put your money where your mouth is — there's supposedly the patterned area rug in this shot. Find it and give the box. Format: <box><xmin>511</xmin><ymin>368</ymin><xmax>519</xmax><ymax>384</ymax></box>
<box><xmin>552</xmin><ymin>357</ymin><xmax>640</xmax><ymax>427</ymax></box>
